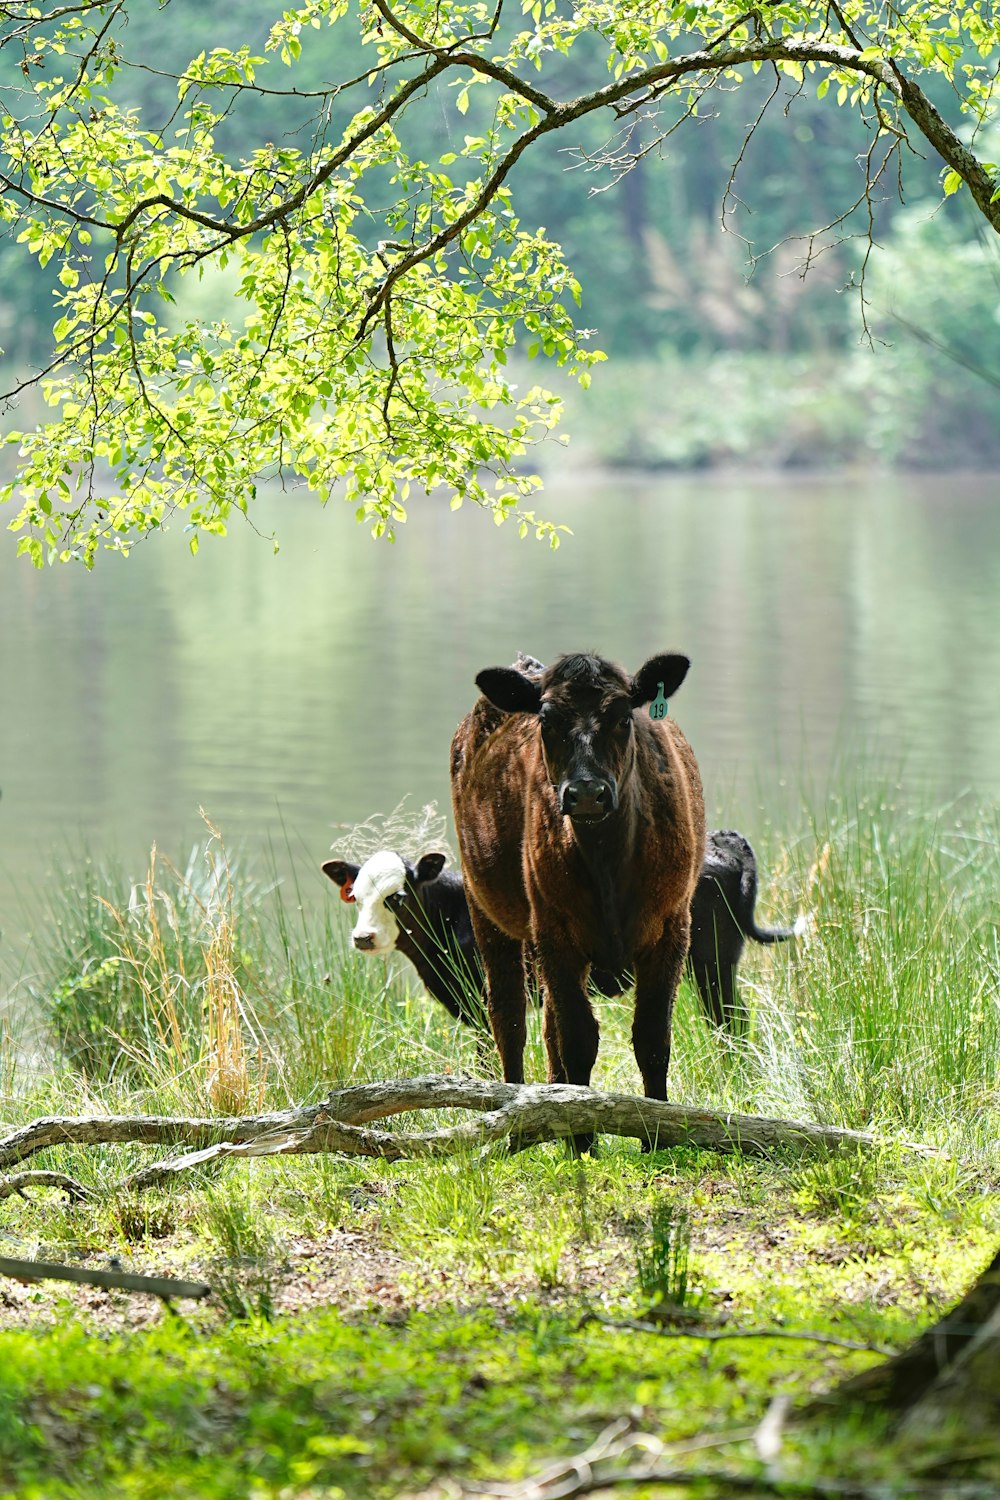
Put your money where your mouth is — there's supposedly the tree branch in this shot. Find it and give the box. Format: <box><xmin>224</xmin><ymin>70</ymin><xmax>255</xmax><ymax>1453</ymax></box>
<box><xmin>0</xmin><ymin>1169</ymin><xmax>95</xmax><ymax>1202</ymax></box>
<box><xmin>354</xmin><ymin>32</ymin><xmax>998</xmax><ymax>340</ymax></box>
<box><xmin>584</xmin><ymin>1310</ymin><xmax>895</xmax><ymax>1358</ymax></box>
<box><xmin>0</xmin><ymin>1075</ymin><xmax>936</xmax><ymax>1199</ymax></box>
<box><xmin>13</xmin><ymin>33</ymin><xmax>996</xmax><ymax>269</ymax></box>
<box><xmin>0</xmin><ymin>1254</ymin><xmax>211</xmax><ymax>1302</ymax></box>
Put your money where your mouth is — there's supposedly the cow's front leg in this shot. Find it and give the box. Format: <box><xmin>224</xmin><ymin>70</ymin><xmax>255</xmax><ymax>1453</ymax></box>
<box><xmin>466</xmin><ymin>893</ymin><xmax>527</xmax><ymax>1084</ymax></box>
<box><xmin>534</xmin><ymin>935</ymin><xmax>597</xmax><ymax>1086</ymax></box>
<box><xmin>632</xmin><ymin>910</ymin><xmax>690</xmax><ymax>1103</ymax></box>
<box><xmin>534</xmin><ymin>934</ymin><xmax>598</xmax><ymax>1154</ymax></box>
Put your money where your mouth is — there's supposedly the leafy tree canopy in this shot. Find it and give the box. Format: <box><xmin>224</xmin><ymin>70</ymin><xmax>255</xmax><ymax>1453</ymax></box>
<box><xmin>1</xmin><ymin>1</ymin><xmax>998</xmax><ymax>566</ymax></box>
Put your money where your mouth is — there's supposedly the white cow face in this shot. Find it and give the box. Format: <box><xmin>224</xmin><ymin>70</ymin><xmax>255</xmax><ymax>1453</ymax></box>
<box><xmin>322</xmin><ymin>849</ymin><xmax>449</xmax><ymax>956</ymax></box>
<box><xmin>333</xmin><ymin>849</ymin><xmax>407</xmax><ymax>953</ymax></box>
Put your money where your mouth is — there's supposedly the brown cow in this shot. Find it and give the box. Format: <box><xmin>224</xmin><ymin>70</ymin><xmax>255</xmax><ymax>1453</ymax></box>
<box><xmin>450</xmin><ymin>651</ymin><xmax>705</xmax><ymax>1137</ymax></box>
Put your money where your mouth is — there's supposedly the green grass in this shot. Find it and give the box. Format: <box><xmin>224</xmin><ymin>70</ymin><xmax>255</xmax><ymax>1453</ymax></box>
<box><xmin>0</xmin><ymin>1146</ymin><xmax>994</xmax><ymax>1498</ymax></box>
<box><xmin>1</xmin><ymin>783</ymin><xmax>999</xmax><ymax>1496</ymax></box>
<box><xmin>0</xmin><ymin>1294</ymin><xmax>882</xmax><ymax>1500</ymax></box>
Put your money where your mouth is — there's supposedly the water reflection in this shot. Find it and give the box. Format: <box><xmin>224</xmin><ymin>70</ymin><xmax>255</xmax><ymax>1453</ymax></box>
<box><xmin>2</xmin><ymin>469</ymin><xmax>1000</xmax><ymax>972</ymax></box>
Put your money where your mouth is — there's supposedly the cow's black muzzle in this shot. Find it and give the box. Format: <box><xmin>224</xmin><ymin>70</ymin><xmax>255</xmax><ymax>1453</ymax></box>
<box><xmin>560</xmin><ymin>775</ymin><xmax>617</xmax><ymax>822</ymax></box>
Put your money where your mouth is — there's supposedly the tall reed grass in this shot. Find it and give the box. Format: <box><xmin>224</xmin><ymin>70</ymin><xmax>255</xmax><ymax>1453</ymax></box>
<box><xmin>16</xmin><ymin>819</ymin><xmax>479</xmax><ymax>1119</ymax></box>
<box><xmin>670</xmin><ymin>787</ymin><xmax>1000</xmax><ymax>1150</ymax></box>
<box><xmin>11</xmin><ymin>783</ymin><xmax>1000</xmax><ymax>1155</ymax></box>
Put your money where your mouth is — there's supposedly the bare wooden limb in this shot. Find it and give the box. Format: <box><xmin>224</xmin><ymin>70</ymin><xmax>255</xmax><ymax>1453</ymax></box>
<box><xmin>0</xmin><ymin>1170</ymin><xmax>94</xmax><ymax>1202</ymax></box>
<box><xmin>462</xmin><ymin>1416</ymin><xmax>761</xmax><ymax>1500</ymax></box>
<box><xmin>0</xmin><ymin>1254</ymin><xmax>211</xmax><ymax>1301</ymax></box>
<box><xmin>0</xmin><ymin>1076</ymin><xmax>936</xmax><ymax>1197</ymax></box>
<box><xmin>463</xmin><ymin>1412</ymin><xmax>999</xmax><ymax>1498</ymax></box>
<box><xmin>754</xmin><ymin>1393</ymin><xmax>791</xmax><ymax>1465</ymax></box>
<box><xmin>465</xmin><ymin>1459</ymin><xmax>996</xmax><ymax>1499</ymax></box>
<box><xmin>0</xmin><ymin>1099</ymin><xmax>326</xmax><ymax>1170</ymax></box>
<box><xmin>460</xmin><ymin>1414</ymin><xmax>890</xmax><ymax>1499</ymax></box>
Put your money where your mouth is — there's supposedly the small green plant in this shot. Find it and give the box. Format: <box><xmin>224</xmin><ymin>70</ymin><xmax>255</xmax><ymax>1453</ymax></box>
<box><xmin>197</xmin><ymin>1182</ymin><xmax>280</xmax><ymax>1263</ymax></box>
<box><xmin>635</xmin><ymin>1197</ymin><xmax>704</xmax><ymax>1315</ymax></box>
<box><xmin>197</xmin><ymin>1183</ymin><xmax>282</xmax><ymax>1321</ymax></box>
<box><xmin>530</xmin><ymin>1233</ymin><xmax>567</xmax><ymax>1290</ymax></box>
<box><xmin>110</xmin><ymin>1194</ymin><xmax>177</xmax><ymax>1244</ymax></box>
<box><xmin>795</xmin><ymin>1149</ymin><xmax>884</xmax><ymax>1222</ymax></box>
<box><xmin>211</xmin><ymin>1259</ymin><xmax>278</xmax><ymax>1323</ymax></box>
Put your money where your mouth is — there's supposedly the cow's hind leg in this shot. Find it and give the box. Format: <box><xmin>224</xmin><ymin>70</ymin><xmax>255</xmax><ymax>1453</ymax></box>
<box><xmin>688</xmin><ymin>949</ymin><xmax>726</xmax><ymax>1029</ymax></box>
<box><xmin>466</xmin><ymin>894</ymin><xmax>527</xmax><ymax>1084</ymax></box>
<box><xmin>693</xmin><ymin>921</ymin><xmax>748</xmax><ymax>1036</ymax></box>
<box><xmin>717</xmin><ymin>953</ymin><xmax>749</xmax><ymax>1036</ymax></box>
<box><xmin>689</xmin><ymin>934</ymin><xmax>746</xmax><ymax>1034</ymax></box>
<box><xmin>632</xmin><ymin>913</ymin><xmax>690</xmax><ymax>1144</ymax></box>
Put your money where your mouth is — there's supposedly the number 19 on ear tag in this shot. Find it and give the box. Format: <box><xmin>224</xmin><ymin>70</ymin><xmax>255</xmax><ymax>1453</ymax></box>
<box><xmin>649</xmin><ymin>683</ymin><xmax>669</xmax><ymax>720</ymax></box>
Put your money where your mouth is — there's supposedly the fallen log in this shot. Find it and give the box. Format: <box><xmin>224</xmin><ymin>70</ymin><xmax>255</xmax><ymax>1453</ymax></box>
<box><xmin>0</xmin><ymin>1075</ymin><xmax>934</xmax><ymax>1198</ymax></box>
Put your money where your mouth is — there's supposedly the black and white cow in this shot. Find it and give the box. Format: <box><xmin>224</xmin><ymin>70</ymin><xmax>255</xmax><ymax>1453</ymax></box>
<box><xmin>321</xmin><ymin>850</ymin><xmax>485</xmax><ymax>1027</ymax></box>
<box><xmin>323</xmin><ymin>831</ymin><xmax>801</xmax><ymax>1038</ymax></box>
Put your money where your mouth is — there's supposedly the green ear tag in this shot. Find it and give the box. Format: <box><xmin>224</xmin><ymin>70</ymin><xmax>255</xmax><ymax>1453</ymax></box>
<box><xmin>649</xmin><ymin>683</ymin><xmax>669</xmax><ymax>720</ymax></box>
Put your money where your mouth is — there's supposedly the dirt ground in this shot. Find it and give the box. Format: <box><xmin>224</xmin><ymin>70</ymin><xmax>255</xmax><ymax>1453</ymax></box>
<box><xmin>0</xmin><ymin>1217</ymin><xmax>643</xmax><ymax>1333</ymax></box>
<box><xmin>0</xmin><ymin>1174</ymin><xmax>958</xmax><ymax>1337</ymax></box>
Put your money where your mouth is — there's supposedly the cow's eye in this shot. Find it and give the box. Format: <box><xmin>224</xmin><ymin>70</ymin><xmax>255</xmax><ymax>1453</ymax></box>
<box><xmin>384</xmin><ymin>891</ymin><xmax>406</xmax><ymax>913</ymax></box>
<box><xmin>611</xmin><ymin>707</ymin><xmax>632</xmax><ymax>732</ymax></box>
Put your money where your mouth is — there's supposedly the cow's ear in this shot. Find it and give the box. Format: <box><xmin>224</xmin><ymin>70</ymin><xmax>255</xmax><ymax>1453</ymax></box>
<box><xmin>630</xmin><ymin>653</ymin><xmax>690</xmax><ymax>707</ymax></box>
<box><xmin>476</xmin><ymin>667</ymin><xmax>543</xmax><ymax>714</ymax></box>
<box><xmin>322</xmin><ymin>859</ymin><xmax>359</xmax><ymax>903</ymax></box>
<box><xmin>415</xmin><ymin>852</ymin><xmax>447</xmax><ymax>883</ymax></box>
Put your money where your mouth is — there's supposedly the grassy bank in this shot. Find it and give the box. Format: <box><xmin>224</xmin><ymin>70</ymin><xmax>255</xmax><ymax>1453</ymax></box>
<box><xmin>547</xmin><ymin>348</ymin><xmax>1000</xmax><ymax>474</ymax></box>
<box><xmin>1</xmin><ymin>787</ymin><xmax>999</xmax><ymax>1497</ymax></box>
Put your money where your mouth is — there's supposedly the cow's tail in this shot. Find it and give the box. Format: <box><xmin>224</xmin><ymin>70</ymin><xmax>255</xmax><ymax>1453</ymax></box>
<box><xmin>740</xmin><ymin>857</ymin><xmax>807</xmax><ymax>945</ymax></box>
<box><xmin>746</xmin><ymin>912</ymin><xmax>808</xmax><ymax>946</ymax></box>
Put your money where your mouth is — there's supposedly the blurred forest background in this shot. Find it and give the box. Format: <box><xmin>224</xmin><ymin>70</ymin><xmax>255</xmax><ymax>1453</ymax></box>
<box><xmin>2</xmin><ymin>0</ymin><xmax>999</xmax><ymax>475</ymax></box>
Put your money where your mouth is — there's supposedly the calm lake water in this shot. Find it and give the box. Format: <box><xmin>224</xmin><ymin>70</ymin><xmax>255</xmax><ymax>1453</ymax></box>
<box><xmin>2</xmin><ymin>468</ymin><xmax>1000</xmax><ymax>983</ymax></box>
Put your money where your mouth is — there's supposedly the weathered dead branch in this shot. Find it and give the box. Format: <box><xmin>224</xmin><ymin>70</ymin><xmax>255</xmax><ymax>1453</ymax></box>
<box><xmin>460</xmin><ymin>1413</ymin><xmax>999</xmax><ymax>1499</ymax></box>
<box><xmin>0</xmin><ymin>1075</ymin><xmax>935</xmax><ymax>1199</ymax></box>
<box><xmin>459</xmin><ymin>1414</ymin><xmax>880</xmax><ymax>1499</ymax></box>
<box><xmin>0</xmin><ymin>1254</ymin><xmax>211</xmax><ymax>1301</ymax></box>
<box><xmin>0</xmin><ymin>1170</ymin><xmax>95</xmax><ymax>1202</ymax></box>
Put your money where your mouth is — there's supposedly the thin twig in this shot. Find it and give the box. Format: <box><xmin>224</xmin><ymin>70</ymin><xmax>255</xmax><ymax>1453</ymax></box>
<box><xmin>584</xmin><ymin>1309</ymin><xmax>896</xmax><ymax>1357</ymax></box>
